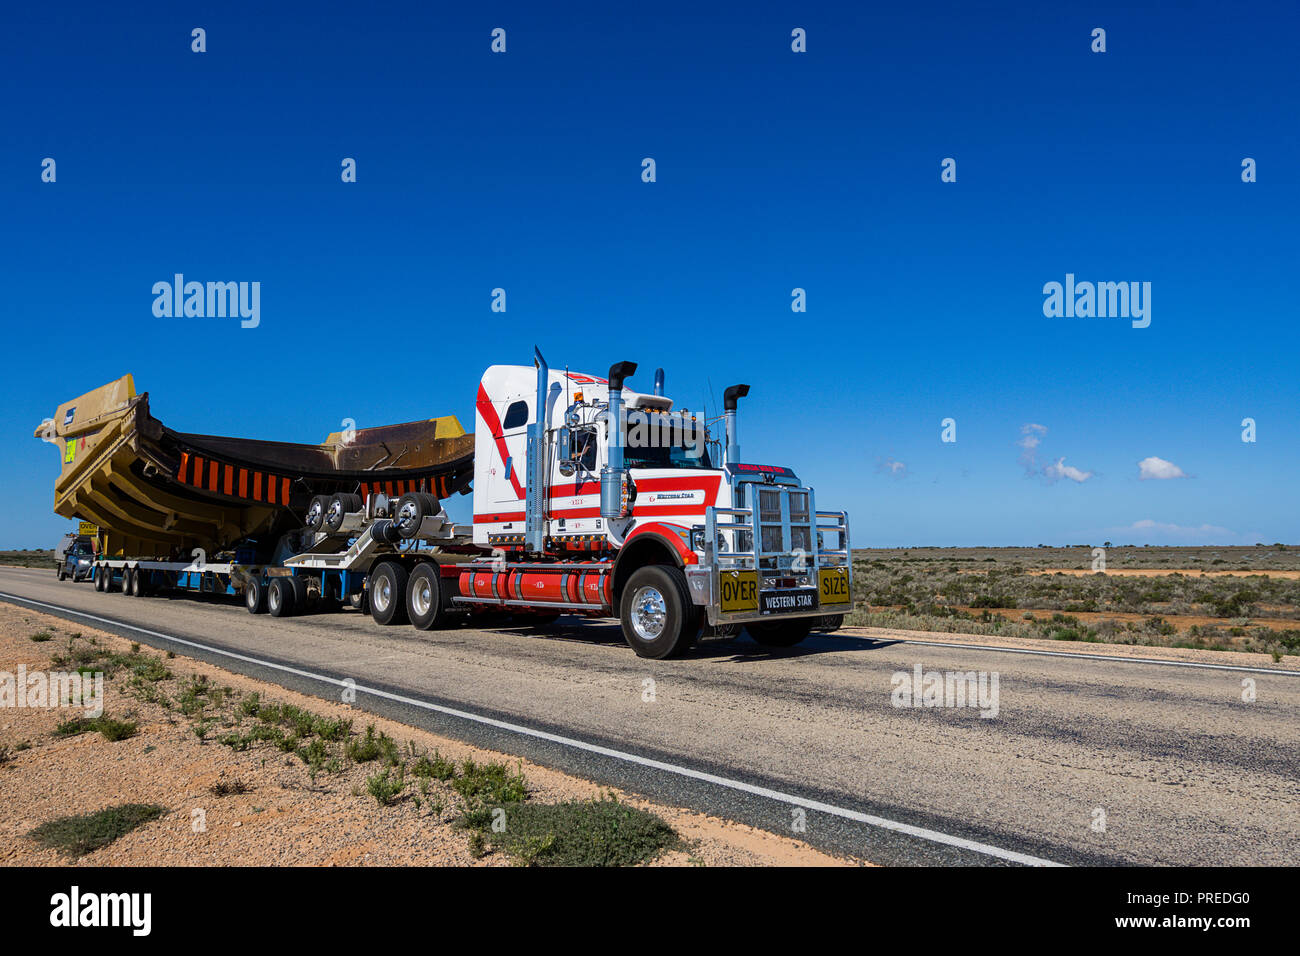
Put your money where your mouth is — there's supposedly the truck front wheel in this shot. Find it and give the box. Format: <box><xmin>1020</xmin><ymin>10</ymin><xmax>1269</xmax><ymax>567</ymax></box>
<box><xmin>619</xmin><ymin>565</ymin><xmax>698</xmax><ymax>659</ymax></box>
<box><xmin>746</xmin><ymin>618</ymin><xmax>813</xmax><ymax>648</ymax></box>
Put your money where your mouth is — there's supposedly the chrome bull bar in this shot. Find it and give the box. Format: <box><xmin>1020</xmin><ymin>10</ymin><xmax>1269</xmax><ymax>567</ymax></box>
<box><xmin>690</xmin><ymin>484</ymin><xmax>852</xmax><ymax>626</ymax></box>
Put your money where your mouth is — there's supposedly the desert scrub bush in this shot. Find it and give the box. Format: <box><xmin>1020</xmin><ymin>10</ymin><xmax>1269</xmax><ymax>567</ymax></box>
<box><xmin>478</xmin><ymin>794</ymin><xmax>680</xmax><ymax>867</ymax></box>
<box><xmin>219</xmin><ymin>731</ymin><xmax>252</xmax><ymax>752</ymax></box>
<box><xmin>296</xmin><ymin>738</ymin><xmax>341</xmax><ymax>777</ymax></box>
<box><xmin>210</xmin><ymin>778</ymin><xmax>251</xmax><ymax>797</ymax></box>
<box><xmin>53</xmin><ymin>715</ymin><xmax>138</xmax><ymax>742</ymax></box>
<box><xmin>27</xmin><ymin>804</ymin><xmax>165</xmax><ymax>857</ymax></box>
<box><xmin>366</xmin><ymin>767</ymin><xmax>406</xmax><ymax>806</ymax></box>
<box><xmin>452</xmin><ymin>759</ymin><xmax>529</xmax><ymax>806</ymax></box>
<box><xmin>311</xmin><ymin>716</ymin><xmax>352</xmax><ymax>742</ymax></box>
<box><xmin>346</xmin><ymin>724</ymin><xmax>392</xmax><ymax>763</ymax></box>
<box><xmin>412</xmin><ymin>750</ymin><xmax>456</xmax><ymax>781</ymax></box>
<box><xmin>29</xmin><ymin>631</ymin><xmax>53</xmax><ymax>643</ymax></box>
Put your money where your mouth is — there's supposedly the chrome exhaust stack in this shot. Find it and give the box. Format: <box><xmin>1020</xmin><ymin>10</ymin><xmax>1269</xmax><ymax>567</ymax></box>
<box><xmin>525</xmin><ymin>346</ymin><xmax>550</xmax><ymax>553</ymax></box>
<box><xmin>601</xmin><ymin>360</ymin><xmax>637</xmax><ymax>519</ymax></box>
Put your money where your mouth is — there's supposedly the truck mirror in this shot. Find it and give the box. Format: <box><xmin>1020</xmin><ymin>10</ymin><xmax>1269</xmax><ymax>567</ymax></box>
<box><xmin>556</xmin><ymin>427</ymin><xmax>576</xmax><ymax>476</ymax></box>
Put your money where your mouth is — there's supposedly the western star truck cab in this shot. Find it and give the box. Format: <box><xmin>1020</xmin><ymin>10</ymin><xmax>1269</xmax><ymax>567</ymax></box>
<box><xmin>462</xmin><ymin>349</ymin><xmax>852</xmax><ymax>657</ymax></box>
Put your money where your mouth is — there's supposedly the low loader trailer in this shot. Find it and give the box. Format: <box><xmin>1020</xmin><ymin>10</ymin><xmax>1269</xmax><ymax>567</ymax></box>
<box><xmin>43</xmin><ymin>349</ymin><xmax>851</xmax><ymax>658</ymax></box>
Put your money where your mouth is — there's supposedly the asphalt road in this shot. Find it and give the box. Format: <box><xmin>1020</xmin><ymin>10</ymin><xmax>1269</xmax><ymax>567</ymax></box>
<box><xmin>3</xmin><ymin>565</ymin><xmax>1297</xmax><ymax>866</ymax></box>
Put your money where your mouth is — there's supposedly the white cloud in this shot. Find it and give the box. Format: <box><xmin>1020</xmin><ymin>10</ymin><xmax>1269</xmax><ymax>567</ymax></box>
<box><xmin>1137</xmin><ymin>456</ymin><xmax>1188</xmax><ymax>480</ymax></box>
<box><xmin>1016</xmin><ymin>423</ymin><xmax>1047</xmax><ymax>473</ymax></box>
<box><xmin>1016</xmin><ymin>423</ymin><xmax>1094</xmax><ymax>484</ymax></box>
<box><xmin>877</xmin><ymin>457</ymin><xmax>907</xmax><ymax>477</ymax></box>
<box><xmin>1109</xmin><ymin>519</ymin><xmax>1259</xmax><ymax>544</ymax></box>
<box><xmin>1044</xmin><ymin>456</ymin><xmax>1093</xmax><ymax>483</ymax></box>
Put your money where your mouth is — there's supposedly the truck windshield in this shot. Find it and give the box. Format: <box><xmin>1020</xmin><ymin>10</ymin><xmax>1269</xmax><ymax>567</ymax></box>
<box><xmin>622</xmin><ymin>413</ymin><xmax>712</xmax><ymax>470</ymax></box>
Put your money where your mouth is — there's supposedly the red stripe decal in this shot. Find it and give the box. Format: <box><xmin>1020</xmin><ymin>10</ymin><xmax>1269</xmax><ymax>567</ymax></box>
<box><xmin>476</xmin><ymin>383</ymin><xmax>526</xmax><ymax>499</ymax></box>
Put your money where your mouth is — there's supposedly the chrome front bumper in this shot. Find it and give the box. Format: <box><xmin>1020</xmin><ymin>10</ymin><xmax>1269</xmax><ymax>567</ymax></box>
<box><xmin>691</xmin><ymin>484</ymin><xmax>852</xmax><ymax>626</ymax></box>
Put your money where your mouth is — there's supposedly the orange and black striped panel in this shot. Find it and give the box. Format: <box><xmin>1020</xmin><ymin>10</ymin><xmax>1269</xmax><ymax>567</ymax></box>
<box><xmin>176</xmin><ymin>452</ymin><xmax>292</xmax><ymax>506</ymax></box>
<box><xmin>176</xmin><ymin>451</ymin><xmax>457</xmax><ymax>507</ymax></box>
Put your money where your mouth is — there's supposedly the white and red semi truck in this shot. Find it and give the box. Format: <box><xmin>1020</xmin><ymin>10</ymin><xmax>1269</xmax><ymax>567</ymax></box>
<box><xmin>79</xmin><ymin>348</ymin><xmax>852</xmax><ymax>658</ymax></box>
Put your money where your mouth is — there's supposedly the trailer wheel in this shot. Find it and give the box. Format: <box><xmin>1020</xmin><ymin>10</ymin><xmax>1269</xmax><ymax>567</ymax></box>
<box><xmin>304</xmin><ymin>495</ymin><xmax>329</xmax><ymax>532</ymax></box>
<box><xmin>245</xmin><ymin>578</ymin><xmax>267</xmax><ymax>614</ymax></box>
<box><xmin>130</xmin><ymin>569</ymin><xmax>146</xmax><ymax>597</ymax></box>
<box><xmin>406</xmin><ymin>562</ymin><xmax>452</xmax><ymax>630</ymax></box>
<box><xmin>369</xmin><ymin>561</ymin><xmax>409</xmax><ymax>625</ymax></box>
<box><xmin>122</xmin><ymin>568</ymin><xmax>137</xmax><ymax>595</ymax></box>
<box><xmin>93</xmin><ymin>567</ymin><xmax>104</xmax><ymax>591</ymax></box>
<box><xmin>392</xmin><ymin>494</ymin><xmax>429</xmax><ymax>539</ymax></box>
<box><xmin>291</xmin><ymin>576</ymin><xmax>310</xmax><ymax>610</ymax></box>
<box><xmin>618</xmin><ymin>565</ymin><xmax>697</xmax><ymax>659</ymax></box>
<box><xmin>267</xmin><ymin>577</ymin><xmax>295</xmax><ymax>617</ymax></box>
<box><xmin>324</xmin><ymin>494</ymin><xmax>361</xmax><ymax>533</ymax></box>
<box><xmin>746</xmin><ymin>618</ymin><xmax>813</xmax><ymax>648</ymax></box>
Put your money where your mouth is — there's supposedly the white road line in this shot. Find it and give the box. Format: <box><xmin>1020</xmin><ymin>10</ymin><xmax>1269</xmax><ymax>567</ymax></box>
<box><xmin>841</xmin><ymin>631</ymin><xmax>1298</xmax><ymax>677</ymax></box>
<box><xmin>1</xmin><ymin>591</ymin><xmax>1062</xmax><ymax>867</ymax></box>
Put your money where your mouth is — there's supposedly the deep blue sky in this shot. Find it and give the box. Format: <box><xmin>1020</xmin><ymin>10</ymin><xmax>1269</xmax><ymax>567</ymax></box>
<box><xmin>3</xmin><ymin>1</ymin><xmax>1296</xmax><ymax>547</ymax></box>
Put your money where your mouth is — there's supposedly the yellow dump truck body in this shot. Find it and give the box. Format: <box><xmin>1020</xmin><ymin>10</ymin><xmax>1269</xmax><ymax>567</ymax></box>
<box><xmin>36</xmin><ymin>375</ymin><xmax>475</xmax><ymax>558</ymax></box>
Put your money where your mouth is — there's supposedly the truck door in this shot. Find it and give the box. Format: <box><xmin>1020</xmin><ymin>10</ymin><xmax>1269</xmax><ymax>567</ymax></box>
<box><xmin>493</xmin><ymin>398</ymin><xmax>530</xmax><ymax>507</ymax></box>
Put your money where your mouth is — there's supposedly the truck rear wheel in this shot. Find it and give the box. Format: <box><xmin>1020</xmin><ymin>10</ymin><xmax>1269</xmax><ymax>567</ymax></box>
<box><xmin>369</xmin><ymin>561</ymin><xmax>409</xmax><ymax>625</ymax></box>
<box><xmin>245</xmin><ymin>578</ymin><xmax>267</xmax><ymax>614</ymax></box>
<box><xmin>619</xmin><ymin>565</ymin><xmax>698</xmax><ymax>659</ymax></box>
<box><xmin>406</xmin><ymin>562</ymin><xmax>452</xmax><ymax>630</ymax></box>
<box><xmin>57</xmin><ymin>566</ymin><xmax>66</xmax><ymax>581</ymax></box>
<box><xmin>746</xmin><ymin>618</ymin><xmax>813</xmax><ymax>648</ymax></box>
<box><xmin>267</xmin><ymin>577</ymin><xmax>295</xmax><ymax>617</ymax></box>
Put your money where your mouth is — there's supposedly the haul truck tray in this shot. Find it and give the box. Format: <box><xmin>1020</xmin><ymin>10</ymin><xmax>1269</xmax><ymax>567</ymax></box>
<box><xmin>36</xmin><ymin>375</ymin><xmax>475</xmax><ymax>558</ymax></box>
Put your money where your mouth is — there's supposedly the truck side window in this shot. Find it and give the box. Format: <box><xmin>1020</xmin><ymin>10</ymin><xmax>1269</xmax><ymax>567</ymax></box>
<box><xmin>574</xmin><ymin>429</ymin><xmax>597</xmax><ymax>472</ymax></box>
<box><xmin>502</xmin><ymin>401</ymin><xmax>529</xmax><ymax>430</ymax></box>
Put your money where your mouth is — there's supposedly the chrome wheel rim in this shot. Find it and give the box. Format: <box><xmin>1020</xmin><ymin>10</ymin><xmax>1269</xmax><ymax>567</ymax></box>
<box><xmin>306</xmin><ymin>500</ymin><xmax>324</xmax><ymax>528</ymax></box>
<box><xmin>412</xmin><ymin>577</ymin><xmax>432</xmax><ymax>616</ymax></box>
<box><xmin>396</xmin><ymin>501</ymin><xmax>419</xmax><ymax>536</ymax></box>
<box><xmin>375</xmin><ymin>576</ymin><xmax>391</xmax><ymax>611</ymax></box>
<box><xmin>630</xmin><ymin>585</ymin><xmax>668</xmax><ymax>641</ymax></box>
<box><xmin>268</xmin><ymin>586</ymin><xmax>280</xmax><ymax>611</ymax></box>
